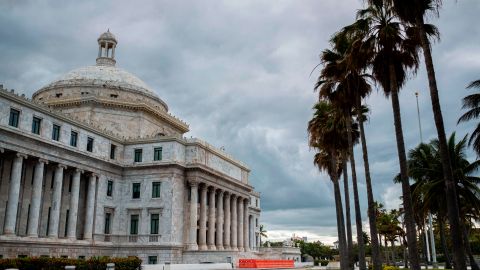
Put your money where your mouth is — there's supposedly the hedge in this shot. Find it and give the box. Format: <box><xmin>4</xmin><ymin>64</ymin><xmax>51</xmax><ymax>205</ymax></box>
<box><xmin>0</xmin><ymin>256</ymin><xmax>142</xmax><ymax>270</ymax></box>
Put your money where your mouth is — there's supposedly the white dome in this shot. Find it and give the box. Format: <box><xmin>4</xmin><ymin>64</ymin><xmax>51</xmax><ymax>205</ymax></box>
<box><xmin>38</xmin><ymin>65</ymin><xmax>159</xmax><ymax>98</ymax></box>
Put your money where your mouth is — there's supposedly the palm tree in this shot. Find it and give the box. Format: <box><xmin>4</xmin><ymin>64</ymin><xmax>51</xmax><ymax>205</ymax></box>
<box><xmin>458</xmin><ymin>80</ymin><xmax>480</xmax><ymax>155</ymax></box>
<box><xmin>405</xmin><ymin>133</ymin><xmax>480</xmax><ymax>269</ymax></box>
<box><xmin>259</xmin><ymin>224</ymin><xmax>268</xmax><ymax>247</ymax></box>
<box><xmin>344</xmin><ymin>1</ymin><xmax>425</xmax><ymax>268</ymax></box>
<box><xmin>316</xmin><ymin>33</ymin><xmax>373</xmax><ymax>270</ymax></box>
<box><xmin>308</xmin><ymin>101</ymin><xmax>349</xmax><ymax>270</ymax></box>
<box><xmin>388</xmin><ymin>1</ymin><xmax>467</xmax><ymax>267</ymax></box>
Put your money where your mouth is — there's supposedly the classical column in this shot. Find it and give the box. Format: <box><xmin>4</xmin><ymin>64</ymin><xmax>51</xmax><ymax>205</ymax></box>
<box><xmin>198</xmin><ymin>185</ymin><xmax>208</xmax><ymax>250</ymax></box>
<box><xmin>67</xmin><ymin>169</ymin><xmax>82</xmax><ymax>239</ymax></box>
<box><xmin>216</xmin><ymin>190</ymin><xmax>224</xmax><ymax>250</ymax></box>
<box><xmin>98</xmin><ymin>45</ymin><xmax>102</xmax><ymax>57</ymax></box>
<box><xmin>231</xmin><ymin>195</ymin><xmax>238</xmax><ymax>251</ymax></box>
<box><xmin>48</xmin><ymin>164</ymin><xmax>66</xmax><ymax>238</ymax></box>
<box><xmin>207</xmin><ymin>187</ymin><xmax>216</xmax><ymax>250</ymax></box>
<box><xmin>27</xmin><ymin>158</ymin><xmax>47</xmax><ymax>237</ymax></box>
<box><xmin>238</xmin><ymin>197</ymin><xmax>244</xmax><ymax>251</ymax></box>
<box><xmin>244</xmin><ymin>199</ymin><xmax>250</xmax><ymax>251</ymax></box>
<box><xmin>187</xmin><ymin>180</ymin><xmax>199</xmax><ymax>250</ymax></box>
<box><xmin>223</xmin><ymin>192</ymin><xmax>231</xmax><ymax>250</ymax></box>
<box><xmin>4</xmin><ymin>153</ymin><xmax>27</xmax><ymax>235</ymax></box>
<box><xmin>83</xmin><ymin>173</ymin><xmax>97</xmax><ymax>240</ymax></box>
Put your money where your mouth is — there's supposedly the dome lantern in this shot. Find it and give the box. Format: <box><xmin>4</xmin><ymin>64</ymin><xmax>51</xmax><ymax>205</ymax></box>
<box><xmin>96</xmin><ymin>30</ymin><xmax>117</xmax><ymax>66</ymax></box>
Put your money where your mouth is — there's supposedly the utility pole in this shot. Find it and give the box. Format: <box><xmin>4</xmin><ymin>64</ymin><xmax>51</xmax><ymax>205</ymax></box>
<box><xmin>415</xmin><ymin>92</ymin><xmax>437</xmax><ymax>267</ymax></box>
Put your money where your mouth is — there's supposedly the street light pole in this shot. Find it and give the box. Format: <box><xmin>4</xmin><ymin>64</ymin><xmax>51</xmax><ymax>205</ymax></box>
<box><xmin>415</xmin><ymin>92</ymin><xmax>437</xmax><ymax>266</ymax></box>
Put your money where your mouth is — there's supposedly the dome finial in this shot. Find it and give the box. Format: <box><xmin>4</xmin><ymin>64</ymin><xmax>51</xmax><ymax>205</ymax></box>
<box><xmin>96</xmin><ymin>30</ymin><xmax>117</xmax><ymax>66</ymax></box>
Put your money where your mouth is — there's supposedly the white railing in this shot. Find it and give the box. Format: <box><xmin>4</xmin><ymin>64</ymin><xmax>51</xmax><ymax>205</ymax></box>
<box><xmin>93</xmin><ymin>234</ymin><xmax>161</xmax><ymax>244</ymax></box>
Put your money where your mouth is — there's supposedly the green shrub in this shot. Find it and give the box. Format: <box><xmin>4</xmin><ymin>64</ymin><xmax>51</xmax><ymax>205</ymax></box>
<box><xmin>383</xmin><ymin>266</ymin><xmax>400</xmax><ymax>270</ymax></box>
<box><xmin>0</xmin><ymin>256</ymin><xmax>141</xmax><ymax>270</ymax></box>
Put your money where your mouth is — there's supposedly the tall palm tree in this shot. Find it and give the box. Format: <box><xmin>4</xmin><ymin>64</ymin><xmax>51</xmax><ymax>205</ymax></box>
<box><xmin>345</xmin><ymin>1</ymin><xmax>426</xmax><ymax>268</ymax></box>
<box><xmin>388</xmin><ymin>1</ymin><xmax>467</xmax><ymax>267</ymax></box>
<box><xmin>316</xmin><ymin>33</ymin><xmax>373</xmax><ymax>270</ymax></box>
<box><xmin>308</xmin><ymin>101</ymin><xmax>350</xmax><ymax>270</ymax></box>
<box><xmin>406</xmin><ymin>133</ymin><xmax>480</xmax><ymax>270</ymax></box>
<box><xmin>458</xmin><ymin>79</ymin><xmax>480</xmax><ymax>155</ymax></box>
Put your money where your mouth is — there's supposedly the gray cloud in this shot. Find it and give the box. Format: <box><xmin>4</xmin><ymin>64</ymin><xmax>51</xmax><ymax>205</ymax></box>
<box><xmin>1</xmin><ymin>0</ymin><xmax>478</xmax><ymax>243</ymax></box>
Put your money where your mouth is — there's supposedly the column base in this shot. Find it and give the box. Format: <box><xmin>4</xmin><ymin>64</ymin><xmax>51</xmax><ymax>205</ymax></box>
<box><xmin>199</xmin><ymin>244</ymin><xmax>208</xmax><ymax>251</ymax></box>
<box><xmin>216</xmin><ymin>246</ymin><xmax>224</xmax><ymax>251</ymax></box>
<box><xmin>3</xmin><ymin>230</ymin><xmax>15</xmax><ymax>235</ymax></box>
<box><xmin>208</xmin><ymin>245</ymin><xmax>216</xmax><ymax>251</ymax></box>
<box><xmin>26</xmin><ymin>234</ymin><xmax>38</xmax><ymax>238</ymax></box>
<box><xmin>232</xmin><ymin>247</ymin><xmax>239</xmax><ymax>251</ymax></box>
<box><xmin>224</xmin><ymin>245</ymin><xmax>231</xmax><ymax>250</ymax></box>
<box><xmin>186</xmin><ymin>244</ymin><xmax>198</xmax><ymax>251</ymax></box>
<box><xmin>238</xmin><ymin>247</ymin><xmax>245</xmax><ymax>252</ymax></box>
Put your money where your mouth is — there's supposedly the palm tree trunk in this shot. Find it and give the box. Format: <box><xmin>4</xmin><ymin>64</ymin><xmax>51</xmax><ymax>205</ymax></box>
<box><xmin>331</xmin><ymin>153</ymin><xmax>349</xmax><ymax>270</ymax></box>
<box><xmin>346</xmin><ymin>116</ymin><xmax>367</xmax><ymax>270</ymax></box>
<box><xmin>438</xmin><ymin>218</ymin><xmax>452</xmax><ymax>269</ymax></box>
<box><xmin>391</xmin><ymin>240</ymin><xmax>396</xmax><ymax>266</ymax></box>
<box><xmin>342</xmin><ymin>154</ymin><xmax>354</xmax><ymax>270</ymax></box>
<box><xmin>461</xmin><ymin>220</ymin><xmax>480</xmax><ymax>270</ymax></box>
<box><xmin>389</xmin><ymin>63</ymin><xmax>421</xmax><ymax>270</ymax></box>
<box><xmin>355</xmin><ymin>93</ymin><xmax>381</xmax><ymax>270</ymax></box>
<box><xmin>414</xmin><ymin>14</ymin><xmax>467</xmax><ymax>270</ymax></box>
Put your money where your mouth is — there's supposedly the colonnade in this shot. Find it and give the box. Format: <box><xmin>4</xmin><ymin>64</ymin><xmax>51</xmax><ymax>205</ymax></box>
<box><xmin>187</xmin><ymin>180</ymin><xmax>251</xmax><ymax>251</ymax></box>
<box><xmin>1</xmin><ymin>150</ymin><xmax>97</xmax><ymax>239</ymax></box>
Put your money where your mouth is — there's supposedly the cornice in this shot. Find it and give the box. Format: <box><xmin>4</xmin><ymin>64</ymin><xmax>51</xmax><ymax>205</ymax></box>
<box><xmin>44</xmin><ymin>96</ymin><xmax>189</xmax><ymax>133</ymax></box>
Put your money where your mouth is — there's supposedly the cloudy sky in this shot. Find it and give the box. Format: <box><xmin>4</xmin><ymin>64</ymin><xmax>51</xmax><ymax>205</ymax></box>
<box><xmin>1</xmin><ymin>0</ymin><xmax>479</xmax><ymax>244</ymax></box>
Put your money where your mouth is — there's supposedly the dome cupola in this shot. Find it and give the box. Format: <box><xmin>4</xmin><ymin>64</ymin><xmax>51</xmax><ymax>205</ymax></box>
<box><xmin>96</xmin><ymin>30</ymin><xmax>117</xmax><ymax>66</ymax></box>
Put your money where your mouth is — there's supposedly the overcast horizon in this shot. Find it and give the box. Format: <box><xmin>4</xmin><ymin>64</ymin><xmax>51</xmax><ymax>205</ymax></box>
<box><xmin>1</xmin><ymin>0</ymin><xmax>479</xmax><ymax>245</ymax></box>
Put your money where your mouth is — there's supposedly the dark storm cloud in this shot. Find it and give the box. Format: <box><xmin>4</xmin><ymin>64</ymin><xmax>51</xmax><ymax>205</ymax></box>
<box><xmin>1</xmin><ymin>0</ymin><xmax>478</xmax><ymax>243</ymax></box>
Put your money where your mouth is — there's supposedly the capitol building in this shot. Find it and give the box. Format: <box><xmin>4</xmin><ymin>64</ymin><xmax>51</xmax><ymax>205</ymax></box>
<box><xmin>0</xmin><ymin>31</ymin><xmax>282</xmax><ymax>264</ymax></box>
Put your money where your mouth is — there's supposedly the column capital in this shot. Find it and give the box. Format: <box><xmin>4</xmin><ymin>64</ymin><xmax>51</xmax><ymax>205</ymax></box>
<box><xmin>38</xmin><ymin>158</ymin><xmax>49</xmax><ymax>164</ymax></box>
<box><xmin>188</xmin><ymin>179</ymin><xmax>199</xmax><ymax>187</ymax></box>
<box><xmin>57</xmin><ymin>164</ymin><xmax>67</xmax><ymax>169</ymax></box>
<box><xmin>217</xmin><ymin>189</ymin><xmax>225</xmax><ymax>196</ymax></box>
<box><xmin>16</xmin><ymin>152</ymin><xmax>28</xmax><ymax>159</ymax></box>
<box><xmin>89</xmin><ymin>172</ymin><xmax>98</xmax><ymax>178</ymax></box>
<box><xmin>75</xmin><ymin>168</ymin><xmax>84</xmax><ymax>174</ymax></box>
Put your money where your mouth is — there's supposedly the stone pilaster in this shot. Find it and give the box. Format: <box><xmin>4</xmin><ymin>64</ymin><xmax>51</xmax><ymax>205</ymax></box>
<box><xmin>238</xmin><ymin>197</ymin><xmax>244</xmax><ymax>251</ymax></box>
<box><xmin>83</xmin><ymin>173</ymin><xmax>97</xmax><ymax>240</ymax></box>
<box><xmin>4</xmin><ymin>153</ymin><xmax>27</xmax><ymax>235</ymax></box>
<box><xmin>67</xmin><ymin>169</ymin><xmax>82</xmax><ymax>239</ymax></box>
<box><xmin>48</xmin><ymin>164</ymin><xmax>66</xmax><ymax>238</ymax></box>
<box><xmin>187</xmin><ymin>180</ymin><xmax>199</xmax><ymax>250</ymax></box>
<box><xmin>231</xmin><ymin>195</ymin><xmax>238</xmax><ymax>251</ymax></box>
<box><xmin>223</xmin><ymin>192</ymin><xmax>231</xmax><ymax>250</ymax></box>
<box><xmin>244</xmin><ymin>199</ymin><xmax>250</xmax><ymax>251</ymax></box>
<box><xmin>216</xmin><ymin>190</ymin><xmax>224</xmax><ymax>250</ymax></box>
<box><xmin>27</xmin><ymin>158</ymin><xmax>47</xmax><ymax>237</ymax></box>
<box><xmin>198</xmin><ymin>185</ymin><xmax>208</xmax><ymax>250</ymax></box>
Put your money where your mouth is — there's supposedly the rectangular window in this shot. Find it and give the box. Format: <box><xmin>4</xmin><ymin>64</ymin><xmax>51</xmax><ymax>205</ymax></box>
<box><xmin>151</xmin><ymin>214</ymin><xmax>159</xmax><ymax>234</ymax></box>
<box><xmin>31</xmin><ymin>117</ymin><xmax>41</xmax><ymax>135</ymax></box>
<box><xmin>134</xmin><ymin>149</ymin><xmax>142</xmax><ymax>162</ymax></box>
<box><xmin>152</xmin><ymin>182</ymin><xmax>161</xmax><ymax>198</ymax></box>
<box><xmin>69</xmin><ymin>174</ymin><xmax>73</xmax><ymax>192</ymax></box>
<box><xmin>107</xmin><ymin>180</ymin><xmax>113</xmax><ymax>197</ymax></box>
<box><xmin>148</xmin><ymin>256</ymin><xmax>158</xmax><ymax>265</ymax></box>
<box><xmin>130</xmin><ymin>214</ymin><xmax>139</xmax><ymax>235</ymax></box>
<box><xmin>153</xmin><ymin>147</ymin><xmax>162</xmax><ymax>161</ymax></box>
<box><xmin>70</xmin><ymin>131</ymin><xmax>78</xmax><ymax>147</ymax></box>
<box><xmin>110</xmin><ymin>144</ymin><xmax>116</xmax><ymax>159</ymax></box>
<box><xmin>65</xmin><ymin>209</ymin><xmax>69</xmax><ymax>236</ymax></box>
<box><xmin>87</xmin><ymin>137</ymin><xmax>94</xmax><ymax>152</ymax></box>
<box><xmin>132</xmin><ymin>183</ymin><xmax>141</xmax><ymax>199</ymax></box>
<box><xmin>105</xmin><ymin>213</ymin><xmax>111</xmax><ymax>234</ymax></box>
<box><xmin>52</xmin><ymin>124</ymin><xmax>61</xmax><ymax>141</ymax></box>
<box><xmin>9</xmin><ymin>109</ymin><xmax>20</xmax><ymax>127</ymax></box>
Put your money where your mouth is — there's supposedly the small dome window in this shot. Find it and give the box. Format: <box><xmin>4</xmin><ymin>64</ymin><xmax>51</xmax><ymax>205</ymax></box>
<box><xmin>110</xmin><ymin>94</ymin><xmax>118</xmax><ymax>98</ymax></box>
<box><xmin>55</xmin><ymin>93</ymin><xmax>62</xmax><ymax>98</ymax></box>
